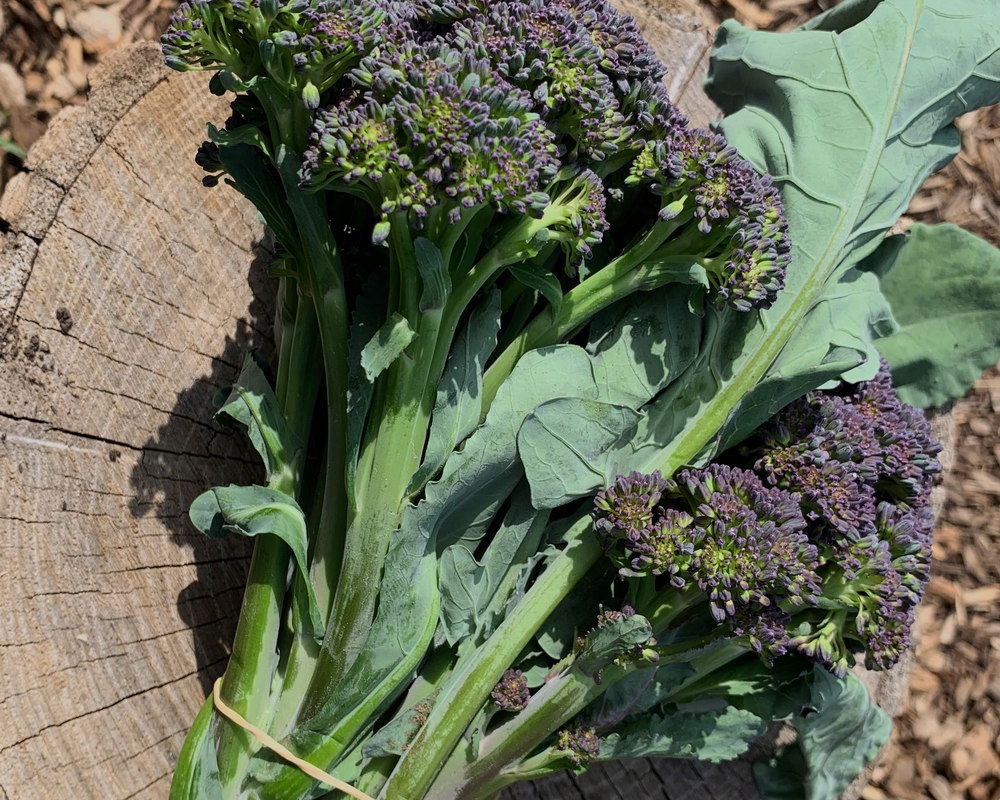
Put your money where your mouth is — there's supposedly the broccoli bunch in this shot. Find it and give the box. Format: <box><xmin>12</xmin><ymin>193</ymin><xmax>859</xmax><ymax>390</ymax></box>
<box><xmin>593</xmin><ymin>360</ymin><xmax>941</xmax><ymax>675</ymax></box>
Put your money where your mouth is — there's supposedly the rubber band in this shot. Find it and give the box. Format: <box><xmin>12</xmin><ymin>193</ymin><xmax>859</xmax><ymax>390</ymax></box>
<box><xmin>212</xmin><ymin>677</ymin><xmax>376</xmax><ymax>800</ymax></box>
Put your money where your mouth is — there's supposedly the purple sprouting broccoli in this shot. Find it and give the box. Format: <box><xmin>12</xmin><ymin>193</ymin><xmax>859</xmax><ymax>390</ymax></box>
<box><xmin>555</xmin><ymin>722</ymin><xmax>601</xmax><ymax>768</ymax></box>
<box><xmin>162</xmin><ymin>0</ymin><xmax>404</xmax><ymax>107</ymax></box>
<box><xmin>491</xmin><ymin>668</ymin><xmax>531</xmax><ymax>712</ymax></box>
<box><xmin>593</xmin><ymin>464</ymin><xmax>820</xmax><ymax>664</ymax></box>
<box><xmin>742</xmin><ymin>359</ymin><xmax>941</xmax><ymax>671</ymax></box>
<box><xmin>164</xmin><ymin>0</ymin><xmax>791</xmax><ymax>310</ymax></box>
<box><xmin>303</xmin><ymin>35</ymin><xmax>560</xmax><ymax>244</ymax></box>
<box><xmin>593</xmin><ymin>361</ymin><xmax>941</xmax><ymax>675</ymax></box>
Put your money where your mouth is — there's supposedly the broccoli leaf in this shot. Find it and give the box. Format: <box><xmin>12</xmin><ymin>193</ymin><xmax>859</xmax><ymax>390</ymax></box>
<box><xmin>414</xmin><ymin>237</ymin><xmax>451</xmax><ymax>313</ymax></box>
<box><xmin>865</xmin><ymin>223</ymin><xmax>1000</xmax><ymax>408</ymax></box>
<box><xmin>586</xmin><ymin>290</ymin><xmax>703</xmax><ymax>410</ymax></box>
<box><xmin>574</xmin><ymin>614</ymin><xmax>653</xmax><ymax>682</ymax></box>
<box><xmin>508</xmin><ymin>261</ymin><xmax>563</xmax><ymax>316</ymax></box>
<box><xmin>216</xmin><ymin>142</ymin><xmax>298</xmax><ymax>253</ymax></box>
<box><xmin>518</xmin><ymin>397</ymin><xmax>641</xmax><ymax>509</ymax></box>
<box><xmin>290</xmin><ymin>493</ymin><xmax>439</xmax><ymax>742</ymax></box>
<box><xmin>627</xmin><ymin>0</ymin><xmax>1000</xmax><ymax>474</ymax></box>
<box><xmin>411</xmin><ymin>289</ymin><xmax>501</xmax><ymax>495</ymax></box>
<box><xmin>214</xmin><ymin>354</ymin><xmax>300</xmax><ymax>483</ymax></box>
<box><xmin>361</xmin><ymin>703</ymin><xmax>428</xmax><ymax>758</ymax></box>
<box><xmin>188</xmin><ymin>484</ymin><xmax>322</xmax><ymax>635</ymax></box>
<box><xmin>438</xmin><ymin>484</ymin><xmax>546</xmax><ymax>644</ymax></box>
<box><xmin>345</xmin><ymin>277</ymin><xmax>384</xmax><ymax>509</ymax></box>
<box><xmin>360</xmin><ymin>311</ymin><xmax>417</xmax><ymax>381</ymax></box>
<box><xmin>752</xmin><ymin>669</ymin><xmax>891</xmax><ymax>800</ymax></box>
<box><xmin>170</xmin><ymin>699</ymin><xmax>224</xmax><ymax>800</ymax></box>
<box><xmin>600</xmin><ymin>704</ymin><xmax>765</xmax><ymax>763</ymax></box>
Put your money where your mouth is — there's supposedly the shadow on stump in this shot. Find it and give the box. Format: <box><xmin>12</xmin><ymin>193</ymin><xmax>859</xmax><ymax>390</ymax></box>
<box><xmin>128</xmin><ymin>235</ymin><xmax>276</xmax><ymax>697</ymax></box>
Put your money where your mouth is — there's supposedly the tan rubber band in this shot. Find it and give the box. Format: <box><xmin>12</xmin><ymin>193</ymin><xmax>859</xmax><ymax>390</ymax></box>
<box><xmin>212</xmin><ymin>678</ymin><xmax>376</xmax><ymax>800</ymax></box>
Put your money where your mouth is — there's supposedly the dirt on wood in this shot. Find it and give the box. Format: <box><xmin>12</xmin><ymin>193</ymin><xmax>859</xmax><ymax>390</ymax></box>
<box><xmin>1</xmin><ymin>1</ymin><xmax>998</xmax><ymax>799</ymax></box>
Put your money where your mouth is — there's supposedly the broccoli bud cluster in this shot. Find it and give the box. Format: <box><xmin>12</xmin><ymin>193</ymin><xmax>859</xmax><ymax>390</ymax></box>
<box><xmin>163</xmin><ymin>0</ymin><xmax>791</xmax><ymax>310</ymax></box>
<box><xmin>490</xmin><ymin>668</ymin><xmax>531</xmax><ymax>712</ymax></box>
<box><xmin>593</xmin><ymin>361</ymin><xmax>941</xmax><ymax>674</ymax></box>
<box><xmin>555</xmin><ymin>722</ymin><xmax>602</xmax><ymax>767</ymax></box>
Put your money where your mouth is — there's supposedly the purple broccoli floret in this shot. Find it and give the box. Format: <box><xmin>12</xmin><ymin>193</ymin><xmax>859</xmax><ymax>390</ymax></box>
<box><xmin>593</xmin><ymin>464</ymin><xmax>820</xmax><ymax>662</ymax></box>
<box><xmin>594</xmin><ymin>361</ymin><xmax>941</xmax><ymax>674</ymax></box>
<box><xmin>491</xmin><ymin>668</ymin><xmax>531</xmax><ymax>712</ymax></box>
<box><xmin>165</xmin><ymin>0</ymin><xmax>792</xmax><ymax>308</ymax></box>
<box><xmin>555</xmin><ymin>722</ymin><xmax>601</xmax><ymax>767</ymax></box>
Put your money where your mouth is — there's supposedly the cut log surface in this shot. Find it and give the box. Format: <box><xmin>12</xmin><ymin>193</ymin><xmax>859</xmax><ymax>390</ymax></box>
<box><xmin>0</xmin><ymin>42</ymin><xmax>267</xmax><ymax>799</ymax></box>
<box><xmin>0</xmin><ymin>5</ymin><xmax>913</xmax><ymax>799</ymax></box>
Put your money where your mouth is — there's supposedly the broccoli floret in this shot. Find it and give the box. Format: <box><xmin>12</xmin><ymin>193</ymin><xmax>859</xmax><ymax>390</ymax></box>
<box><xmin>594</xmin><ymin>465</ymin><xmax>820</xmax><ymax>633</ymax></box>
<box><xmin>491</xmin><ymin>668</ymin><xmax>531</xmax><ymax>712</ymax></box>
<box><xmin>162</xmin><ymin>0</ymin><xmax>402</xmax><ymax>103</ymax></box>
<box><xmin>302</xmin><ymin>38</ymin><xmax>558</xmax><ymax>241</ymax></box>
<box><xmin>593</xmin><ymin>362</ymin><xmax>941</xmax><ymax>674</ymax></box>
<box><xmin>751</xmin><ymin>359</ymin><xmax>941</xmax><ymax>540</ymax></box>
<box><xmin>554</xmin><ymin>722</ymin><xmax>601</xmax><ymax>767</ymax></box>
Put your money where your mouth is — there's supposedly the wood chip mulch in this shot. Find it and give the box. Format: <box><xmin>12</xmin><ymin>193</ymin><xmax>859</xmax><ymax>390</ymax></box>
<box><xmin>1</xmin><ymin>1</ymin><xmax>998</xmax><ymax>799</ymax></box>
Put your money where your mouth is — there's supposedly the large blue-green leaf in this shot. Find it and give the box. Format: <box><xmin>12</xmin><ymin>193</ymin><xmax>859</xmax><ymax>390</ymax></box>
<box><xmin>189</xmin><ymin>484</ymin><xmax>321</xmax><ymax>634</ymax></box>
<box><xmin>710</xmin><ymin>268</ymin><xmax>896</xmax><ymax>453</ymax></box>
<box><xmin>518</xmin><ymin>398</ymin><xmax>640</xmax><ymax>509</ymax></box>
<box><xmin>620</xmin><ymin>0</ymin><xmax>1000</xmax><ymax>476</ymax></box>
<box><xmin>866</xmin><ymin>223</ymin><xmax>1000</xmax><ymax>407</ymax></box>
<box><xmin>586</xmin><ymin>290</ymin><xmax>704</xmax><ymax>410</ymax></box>
<box><xmin>419</xmin><ymin>288</ymin><xmax>701</xmax><ymax>558</ymax></box>
<box><xmin>600</xmin><ymin>704</ymin><xmax>765</xmax><ymax>763</ymax></box>
<box><xmin>438</xmin><ymin>484</ymin><xmax>547</xmax><ymax>645</ymax></box>
<box><xmin>753</xmin><ymin>669</ymin><xmax>891</xmax><ymax>800</ymax></box>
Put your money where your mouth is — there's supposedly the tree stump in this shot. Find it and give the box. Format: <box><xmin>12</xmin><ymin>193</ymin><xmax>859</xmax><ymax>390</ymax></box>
<box><xmin>0</xmin><ymin>5</ymin><xmax>926</xmax><ymax>798</ymax></box>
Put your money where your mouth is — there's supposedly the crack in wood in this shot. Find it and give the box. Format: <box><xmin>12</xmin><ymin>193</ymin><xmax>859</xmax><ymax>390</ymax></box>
<box><xmin>0</xmin><ymin>667</ymin><xmax>202</xmax><ymax>756</ymax></box>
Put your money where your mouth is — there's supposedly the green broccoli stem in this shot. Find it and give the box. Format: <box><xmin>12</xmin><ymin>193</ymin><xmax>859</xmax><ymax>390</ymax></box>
<box><xmin>254</xmin><ymin>585</ymin><xmax>441</xmax><ymax>800</ymax></box>
<box><xmin>377</xmin><ymin>512</ymin><xmax>602</xmax><ymax>800</ymax></box>
<box><xmin>437</xmin><ymin>668</ymin><xmax>614</xmax><ymax>800</ymax></box>
<box><xmin>297</xmin><ymin>223</ymin><xmax>446</xmax><ymax>722</ymax></box>
<box><xmin>209</xmin><ymin>275</ymin><xmax>324</xmax><ymax>796</ymax></box>
<box><xmin>243</xmin><ymin>157</ymin><xmax>350</xmax><ymax>734</ymax></box>
<box><xmin>480</xmin><ymin>208</ymin><xmax>688</xmax><ymax>412</ymax></box>
<box><xmin>170</xmin><ymin>686</ymin><xmax>222</xmax><ymax>798</ymax></box>
<box><xmin>298</xmin><ymin>203</ymin><xmax>550</xmax><ymax>716</ymax></box>
<box><xmin>447</xmin><ymin>639</ymin><xmax>750</xmax><ymax>800</ymax></box>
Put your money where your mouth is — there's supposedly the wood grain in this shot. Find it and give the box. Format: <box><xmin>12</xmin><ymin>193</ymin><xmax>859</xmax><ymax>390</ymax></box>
<box><xmin>0</xmin><ymin>42</ymin><xmax>266</xmax><ymax>798</ymax></box>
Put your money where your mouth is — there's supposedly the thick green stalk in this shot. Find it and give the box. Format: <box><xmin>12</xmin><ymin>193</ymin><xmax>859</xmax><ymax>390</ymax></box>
<box><xmin>254</xmin><ymin>583</ymin><xmax>440</xmax><ymax>800</ymax></box>
<box><xmin>268</xmin><ymin>161</ymin><xmax>351</xmax><ymax>721</ymax></box>
<box><xmin>447</xmin><ymin>640</ymin><xmax>748</xmax><ymax>800</ymax></box>
<box><xmin>169</xmin><ymin>689</ymin><xmax>220</xmax><ymax>798</ymax></box>
<box><xmin>214</xmin><ymin>537</ymin><xmax>290</xmax><ymax>795</ymax></box>
<box><xmin>436</xmin><ymin>666</ymin><xmax>610</xmax><ymax>800</ymax></box>
<box><xmin>378</xmin><ymin>515</ymin><xmax>602</xmax><ymax>800</ymax></box>
<box><xmin>209</xmin><ymin>269</ymin><xmax>324</xmax><ymax>795</ymax></box>
<box><xmin>298</xmin><ymin>227</ymin><xmax>443</xmax><ymax>721</ymax></box>
<box><xmin>480</xmin><ymin>214</ymin><xmax>685</xmax><ymax>413</ymax></box>
<box><xmin>299</xmin><ymin>208</ymin><xmax>517</xmax><ymax>717</ymax></box>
